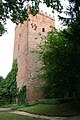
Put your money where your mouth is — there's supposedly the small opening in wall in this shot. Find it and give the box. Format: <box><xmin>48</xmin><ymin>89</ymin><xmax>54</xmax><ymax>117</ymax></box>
<box><xmin>34</xmin><ymin>26</ymin><xmax>37</xmax><ymax>30</ymax></box>
<box><xmin>31</xmin><ymin>23</ymin><xmax>33</xmax><ymax>28</ymax></box>
<box><xmin>28</xmin><ymin>18</ymin><xmax>30</xmax><ymax>21</ymax></box>
<box><xmin>42</xmin><ymin>28</ymin><xmax>45</xmax><ymax>32</ymax></box>
<box><xmin>34</xmin><ymin>24</ymin><xmax>36</xmax><ymax>26</ymax></box>
<box><xmin>19</xmin><ymin>34</ymin><xmax>21</xmax><ymax>37</ymax></box>
<box><xmin>35</xmin><ymin>37</ymin><xmax>38</xmax><ymax>39</ymax></box>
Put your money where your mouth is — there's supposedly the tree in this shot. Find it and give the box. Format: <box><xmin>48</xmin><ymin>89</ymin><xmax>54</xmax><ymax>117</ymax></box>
<box><xmin>0</xmin><ymin>76</ymin><xmax>4</xmax><ymax>85</ymax></box>
<box><xmin>0</xmin><ymin>0</ymin><xmax>27</xmax><ymax>36</ymax></box>
<box><xmin>0</xmin><ymin>76</ymin><xmax>5</xmax><ymax>95</ymax></box>
<box><xmin>0</xmin><ymin>0</ymin><xmax>63</xmax><ymax>36</ymax></box>
<box><xmin>36</xmin><ymin>28</ymin><xmax>80</xmax><ymax>98</ymax></box>
<box><xmin>18</xmin><ymin>85</ymin><xmax>27</xmax><ymax>105</ymax></box>
<box><xmin>0</xmin><ymin>0</ymin><xmax>80</xmax><ymax>37</ymax></box>
<box><xmin>0</xmin><ymin>60</ymin><xmax>18</xmax><ymax>105</ymax></box>
<box><xmin>0</xmin><ymin>76</ymin><xmax>7</xmax><ymax>105</ymax></box>
<box><xmin>5</xmin><ymin>59</ymin><xmax>18</xmax><ymax>103</ymax></box>
<box><xmin>0</xmin><ymin>0</ymin><xmax>80</xmax><ymax>31</ymax></box>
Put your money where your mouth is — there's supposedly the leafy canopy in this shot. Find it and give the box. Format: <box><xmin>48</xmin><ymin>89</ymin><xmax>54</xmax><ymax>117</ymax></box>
<box><xmin>0</xmin><ymin>60</ymin><xmax>18</xmax><ymax>105</ymax></box>
<box><xmin>36</xmin><ymin>28</ymin><xmax>80</xmax><ymax>98</ymax></box>
<box><xmin>1</xmin><ymin>0</ymin><xmax>80</xmax><ymax>35</ymax></box>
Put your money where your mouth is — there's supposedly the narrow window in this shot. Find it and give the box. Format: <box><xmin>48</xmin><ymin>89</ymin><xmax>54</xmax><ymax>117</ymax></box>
<box><xmin>42</xmin><ymin>28</ymin><xmax>45</xmax><ymax>32</ymax></box>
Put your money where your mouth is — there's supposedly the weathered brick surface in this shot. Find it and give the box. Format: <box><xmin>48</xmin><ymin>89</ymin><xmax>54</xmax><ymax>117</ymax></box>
<box><xmin>13</xmin><ymin>11</ymin><xmax>55</xmax><ymax>102</ymax></box>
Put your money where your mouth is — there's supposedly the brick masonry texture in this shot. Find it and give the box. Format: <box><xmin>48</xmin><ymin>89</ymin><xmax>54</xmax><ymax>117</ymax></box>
<box><xmin>13</xmin><ymin>11</ymin><xmax>55</xmax><ymax>102</ymax></box>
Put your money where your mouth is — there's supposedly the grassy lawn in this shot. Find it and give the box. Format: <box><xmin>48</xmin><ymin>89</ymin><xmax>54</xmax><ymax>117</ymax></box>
<box><xmin>18</xmin><ymin>101</ymin><xmax>80</xmax><ymax>117</ymax></box>
<box><xmin>0</xmin><ymin>112</ymin><xmax>42</xmax><ymax>120</ymax></box>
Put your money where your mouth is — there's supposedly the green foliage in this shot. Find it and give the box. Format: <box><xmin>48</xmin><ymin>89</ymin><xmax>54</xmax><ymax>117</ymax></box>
<box><xmin>18</xmin><ymin>85</ymin><xmax>27</xmax><ymax>105</ymax></box>
<box><xmin>0</xmin><ymin>0</ymin><xmax>80</xmax><ymax>35</ymax></box>
<box><xmin>0</xmin><ymin>0</ymin><xmax>63</xmax><ymax>36</ymax></box>
<box><xmin>59</xmin><ymin>0</ymin><xmax>80</xmax><ymax>25</ymax></box>
<box><xmin>35</xmin><ymin>28</ymin><xmax>80</xmax><ymax>98</ymax></box>
<box><xmin>0</xmin><ymin>76</ymin><xmax>7</xmax><ymax>105</ymax></box>
<box><xmin>0</xmin><ymin>60</ymin><xmax>28</xmax><ymax>106</ymax></box>
<box><xmin>0</xmin><ymin>76</ymin><xmax>4</xmax><ymax>88</ymax></box>
<box><xmin>0</xmin><ymin>60</ymin><xmax>18</xmax><ymax>106</ymax></box>
<box><xmin>37</xmin><ymin>98</ymin><xmax>80</xmax><ymax>105</ymax></box>
<box><xmin>0</xmin><ymin>0</ymin><xmax>28</xmax><ymax>36</ymax></box>
<box><xmin>5</xmin><ymin>60</ymin><xmax>18</xmax><ymax>103</ymax></box>
<box><xmin>26</xmin><ymin>97</ymin><xmax>80</xmax><ymax>106</ymax></box>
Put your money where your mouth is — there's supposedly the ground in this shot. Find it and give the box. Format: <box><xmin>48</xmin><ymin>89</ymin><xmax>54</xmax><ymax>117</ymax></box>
<box><xmin>0</xmin><ymin>108</ymin><xmax>80</xmax><ymax>120</ymax></box>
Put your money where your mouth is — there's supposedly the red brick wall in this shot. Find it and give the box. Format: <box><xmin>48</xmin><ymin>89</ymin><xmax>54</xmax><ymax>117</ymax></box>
<box><xmin>13</xmin><ymin>11</ymin><xmax>55</xmax><ymax>102</ymax></box>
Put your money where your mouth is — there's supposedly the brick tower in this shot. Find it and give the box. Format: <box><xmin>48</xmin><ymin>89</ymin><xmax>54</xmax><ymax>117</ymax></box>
<box><xmin>13</xmin><ymin>11</ymin><xmax>55</xmax><ymax>102</ymax></box>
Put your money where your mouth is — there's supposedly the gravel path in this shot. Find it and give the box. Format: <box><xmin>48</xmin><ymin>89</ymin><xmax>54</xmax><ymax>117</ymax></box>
<box><xmin>0</xmin><ymin>108</ymin><xmax>80</xmax><ymax>120</ymax></box>
<box><xmin>10</xmin><ymin>111</ymin><xmax>67</xmax><ymax>120</ymax></box>
<box><xmin>0</xmin><ymin>108</ymin><xmax>11</xmax><ymax>112</ymax></box>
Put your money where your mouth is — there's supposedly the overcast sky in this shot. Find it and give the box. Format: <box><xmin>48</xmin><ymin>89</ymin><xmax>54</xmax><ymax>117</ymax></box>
<box><xmin>0</xmin><ymin>20</ymin><xmax>16</xmax><ymax>78</ymax></box>
<box><xmin>0</xmin><ymin>3</ymin><xmax>58</xmax><ymax>78</ymax></box>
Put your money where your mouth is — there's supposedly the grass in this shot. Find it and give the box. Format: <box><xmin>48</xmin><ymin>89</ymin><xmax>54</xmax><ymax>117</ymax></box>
<box><xmin>0</xmin><ymin>112</ymin><xmax>42</xmax><ymax>120</ymax></box>
<box><xmin>18</xmin><ymin>101</ymin><xmax>80</xmax><ymax>117</ymax></box>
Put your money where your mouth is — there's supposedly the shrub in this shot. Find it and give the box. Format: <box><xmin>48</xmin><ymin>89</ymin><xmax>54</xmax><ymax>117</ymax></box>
<box><xmin>18</xmin><ymin>85</ymin><xmax>27</xmax><ymax>105</ymax></box>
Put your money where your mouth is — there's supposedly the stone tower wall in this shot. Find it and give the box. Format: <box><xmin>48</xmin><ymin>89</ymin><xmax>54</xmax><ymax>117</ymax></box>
<box><xmin>13</xmin><ymin>11</ymin><xmax>55</xmax><ymax>102</ymax></box>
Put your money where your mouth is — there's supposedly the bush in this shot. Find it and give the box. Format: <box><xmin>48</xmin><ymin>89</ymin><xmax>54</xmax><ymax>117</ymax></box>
<box><xmin>0</xmin><ymin>60</ymin><xmax>18</xmax><ymax>106</ymax></box>
<box><xmin>36</xmin><ymin>97</ymin><xmax>80</xmax><ymax>105</ymax></box>
<box><xmin>18</xmin><ymin>85</ymin><xmax>27</xmax><ymax>105</ymax></box>
<box><xmin>35</xmin><ymin>28</ymin><xmax>80</xmax><ymax>98</ymax></box>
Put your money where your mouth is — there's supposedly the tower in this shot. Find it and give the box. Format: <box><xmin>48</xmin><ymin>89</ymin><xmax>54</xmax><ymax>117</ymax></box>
<box><xmin>13</xmin><ymin>11</ymin><xmax>55</xmax><ymax>102</ymax></box>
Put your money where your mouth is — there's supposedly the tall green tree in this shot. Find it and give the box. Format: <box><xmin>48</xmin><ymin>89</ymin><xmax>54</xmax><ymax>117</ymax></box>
<box><xmin>0</xmin><ymin>76</ymin><xmax>5</xmax><ymax>94</ymax></box>
<box><xmin>0</xmin><ymin>76</ymin><xmax>6</xmax><ymax>105</ymax></box>
<box><xmin>0</xmin><ymin>60</ymin><xmax>18</xmax><ymax>105</ymax></box>
<box><xmin>36</xmin><ymin>28</ymin><xmax>80</xmax><ymax>98</ymax></box>
<box><xmin>0</xmin><ymin>0</ymin><xmax>80</xmax><ymax>34</ymax></box>
<box><xmin>5</xmin><ymin>59</ymin><xmax>18</xmax><ymax>103</ymax></box>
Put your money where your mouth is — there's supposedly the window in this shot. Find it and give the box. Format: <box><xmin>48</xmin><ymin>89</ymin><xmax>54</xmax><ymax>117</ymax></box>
<box><xmin>19</xmin><ymin>34</ymin><xmax>21</xmax><ymax>37</ymax></box>
<box><xmin>31</xmin><ymin>23</ymin><xmax>33</xmax><ymax>28</ymax></box>
<box><xmin>35</xmin><ymin>37</ymin><xmax>38</xmax><ymax>39</ymax></box>
<box><xmin>28</xmin><ymin>18</ymin><xmax>30</xmax><ymax>21</ymax></box>
<box><xmin>34</xmin><ymin>26</ymin><xmax>37</xmax><ymax>30</ymax></box>
<box><xmin>42</xmin><ymin>28</ymin><xmax>45</xmax><ymax>32</ymax></box>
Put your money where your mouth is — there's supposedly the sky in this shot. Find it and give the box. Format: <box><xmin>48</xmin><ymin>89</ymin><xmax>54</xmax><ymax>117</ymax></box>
<box><xmin>0</xmin><ymin>3</ymin><xmax>58</xmax><ymax>78</ymax></box>
<box><xmin>0</xmin><ymin>20</ymin><xmax>16</xmax><ymax>78</ymax></box>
